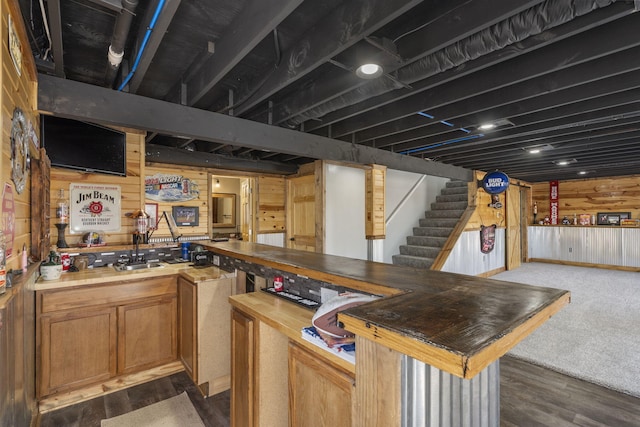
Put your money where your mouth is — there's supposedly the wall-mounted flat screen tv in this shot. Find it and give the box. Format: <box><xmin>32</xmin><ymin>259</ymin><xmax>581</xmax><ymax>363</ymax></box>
<box><xmin>41</xmin><ymin>115</ymin><xmax>127</xmax><ymax>176</ymax></box>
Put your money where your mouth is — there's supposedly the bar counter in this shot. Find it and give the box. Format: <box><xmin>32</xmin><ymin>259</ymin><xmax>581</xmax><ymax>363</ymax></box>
<box><xmin>204</xmin><ymin>240</ymin><xmax>570</xmax><ymax>379</ymax></box>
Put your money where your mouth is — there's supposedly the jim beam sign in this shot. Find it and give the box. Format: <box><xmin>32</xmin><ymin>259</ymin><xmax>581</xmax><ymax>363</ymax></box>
<box><xmin>70</xmin><ymin>183</ymin><xmax>121</xmax><ymax>233</ymax></box>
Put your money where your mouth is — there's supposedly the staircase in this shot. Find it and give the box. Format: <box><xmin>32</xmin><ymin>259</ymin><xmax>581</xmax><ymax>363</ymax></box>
<box><xmin>392</xmin><ymin>180</ymin><xmax>468</xmax><ymax>269</ymax></box>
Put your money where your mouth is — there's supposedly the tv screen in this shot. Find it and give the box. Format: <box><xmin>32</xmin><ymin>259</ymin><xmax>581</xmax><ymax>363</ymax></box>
<box><xmin>42</xmin><ymin>115</ymin><xmax>127</xmax><ymax>176</ymax></box>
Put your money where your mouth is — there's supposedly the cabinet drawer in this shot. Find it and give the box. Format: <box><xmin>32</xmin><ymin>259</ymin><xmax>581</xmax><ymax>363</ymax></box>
<box><xmin>39</xmin><ymin>276</ymin><xmax>177</xmax><ymax>313</ymax></box>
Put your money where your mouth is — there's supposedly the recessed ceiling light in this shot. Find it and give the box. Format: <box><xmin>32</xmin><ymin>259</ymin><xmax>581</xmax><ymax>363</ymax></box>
<box><xmin>553</xmin><ymin>158</ymin><xmax>577</xmax><ymax>166</ymax></box>
<box><xmin>479</xmin><ymin>123</ymin><xmax>496</xmax><ymax>130</ymax></box>
<box><xmin>523</xmin><ymin>144</ymin><xmax>554</xmax><ymax>154</ymax></box>
<box><xmin>355</xmin><ymin>63</ymin><xmax>383</xmax><ymax>79</ymax></box>
<box><xmin>578</xmin><ymin>171</ymin><xmax>588</xmax><ymax>175</ymax></box>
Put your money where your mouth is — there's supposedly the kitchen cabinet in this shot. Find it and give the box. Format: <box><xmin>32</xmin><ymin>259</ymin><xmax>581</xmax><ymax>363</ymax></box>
<box><xmin>230</xmin><ymin>309</ymin><xmax>254</xmax><ymax>427</ymax></box>
<box><xmin>230</xmin><ymin>307</ymin><xmax>289</xmax><ymax>427</ymax></box>
<box><xmin>178</xmin><ymin>274</ymin><xmax>234</xmax><ymax>396</ymax></box>
<box><xmin>118</xmin><ymin>295</ymin><xmax>177</xmax><ymax>374</ymax></box>
<box><xmin>36</xmin><ymin>276</ymin><xmax>177</xmax><ymax>398</ymax></box>
<box><xmin>288</xmin><ymin>342</ymin><xmax>354</xmax><ymax>427</ymax></box>
<box><xmin>39</xmin><ymin>307</ymin><xmax>117</xmax><ymax>396</ymax></box>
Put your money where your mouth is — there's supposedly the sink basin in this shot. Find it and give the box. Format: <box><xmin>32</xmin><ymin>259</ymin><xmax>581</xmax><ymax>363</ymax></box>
<box><xmin>113</xmin><ymin>262</ymin><xmax>165</xmax><ymax>272</ymax></box>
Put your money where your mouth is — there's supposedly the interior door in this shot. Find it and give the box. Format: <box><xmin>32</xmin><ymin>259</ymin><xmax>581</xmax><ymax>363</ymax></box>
<box><xmin>506</xmin><ymin>186</ymin><xmax>522</xmax><ymax>270</ymax></box>
<box><xmin>287</xmin><ymin>174</ymin><xmax>317</xmax><ymax>252</ymax></box>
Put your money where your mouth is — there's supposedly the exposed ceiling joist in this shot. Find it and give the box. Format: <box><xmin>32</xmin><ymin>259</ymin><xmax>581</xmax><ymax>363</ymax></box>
<box><xmin>331</xmin><ymin>11</ymin><xmax>640</xmax><ymax>138</ymax></box>
<box><xmin>303</xmin><ymin>1</ymin><xmax>636</xmax><ymax>134</ymax></box>
<box><xmin>184</xmin><ymin>0</ymin><xmax>304</xmax><ymax>108</ymax></box>
<box><xmin>146</xmin><ymin>144</ymin><xmax>298</xmax><ymax>174</ymax></box>
<box><xmin>232</xmin><ymin>0</ymin><xmax>423</xmax><ymax>117</ymax></box>
<box><xmin>44</xmin><ymin>0</ymin><xmax>64</xmax><ymax>77</ymax></box>
<box><xmin>127</xmin><ymin>0</ymin><xmax>181</xmax><ymax>93</ymax></box>
<box><xmin>38</xmin><ymin>73</ymin><xmax>473</xmax><ymax>181</ymax></box>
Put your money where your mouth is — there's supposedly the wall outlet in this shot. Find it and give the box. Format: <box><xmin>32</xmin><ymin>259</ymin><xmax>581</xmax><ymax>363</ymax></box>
<box><xmin>320</xmin><ymin>288</ymin><xmax>339</xmax><ymax>303</ymax></box>
<box><xmin>212</xmin><ymin>255</ymin><xmax>220</xmax><ymax>266</ymax></box>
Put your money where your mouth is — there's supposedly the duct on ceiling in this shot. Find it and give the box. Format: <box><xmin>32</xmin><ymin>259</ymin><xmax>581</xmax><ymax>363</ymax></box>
<box><xmin>105</xmin><ymin>0</ymin><xmax>138</xmax><ymax>87</ymax></box>
<box><xmin>285</xmin><ymin>0</ymin><xmax>615</xmax><ymax>127</ymax></box>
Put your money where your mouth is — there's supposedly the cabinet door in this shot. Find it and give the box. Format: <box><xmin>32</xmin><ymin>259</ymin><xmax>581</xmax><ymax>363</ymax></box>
<box><xmin>288</xmin><ymin>343</ymin><xmax>354</xmax><ymax>427</ymax></box>
<box><xmin>118</xmin><ymin>296</ymin><xmax>177</xmax><ymax>374</ymax></box>
<box><xmin>231</xmin><ymin>309</ymin><xmax>254</xmax><ymax>427</ymax></box>
<box><xmin>39</xmin><ymin>307</ymin><xmax>117</xmax><ymax>397</ymax></box>
<box><xmin>178</xmin><ymin>277</ymin><xmax>197</xmax><ymax>381</ymax></box>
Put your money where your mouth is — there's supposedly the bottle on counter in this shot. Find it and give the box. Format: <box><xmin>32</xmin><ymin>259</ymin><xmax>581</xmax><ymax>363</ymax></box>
<box><xmin>56</xmin><ymin>189</ymin><xmax>69</xmax><ymax>224</ymax></box>
<box><xmin>573</xmin><ymin>213</ymin><xmax>578</xmax><ymax>225</ymax></box>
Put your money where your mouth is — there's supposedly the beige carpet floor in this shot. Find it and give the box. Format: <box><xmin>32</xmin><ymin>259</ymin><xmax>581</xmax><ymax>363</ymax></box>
<box><xmin>100</xmin><ymin>391</ymin><xmax>205</xmax><ymax>427</ymax></box>
<box><xmin>493</xmin><ymin>262</ymin><xmax>640</xmax><ymax>397</ymax></box>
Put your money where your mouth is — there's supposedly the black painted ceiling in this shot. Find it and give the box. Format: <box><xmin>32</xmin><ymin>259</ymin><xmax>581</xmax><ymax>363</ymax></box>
<box><xmin>19</xmin><ymin>0</ymin><xmax>640</xmax><ymax>182</ymax></box>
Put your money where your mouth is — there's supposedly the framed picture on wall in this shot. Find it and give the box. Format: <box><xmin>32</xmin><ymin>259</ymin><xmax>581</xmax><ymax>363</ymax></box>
<box><xmin>145</xmin><ymin>203</ymin><xmax>158</xmax><ymax>230</ymax></box>
<box><xmin>172</xmin><ymin>206</ymin><xmax>199</xmax><ymax>226</ymax></box>
<box><xmin>597</xmin><ymin>212</ymin><xmax>630</xmax><ymax>226</ymax></box>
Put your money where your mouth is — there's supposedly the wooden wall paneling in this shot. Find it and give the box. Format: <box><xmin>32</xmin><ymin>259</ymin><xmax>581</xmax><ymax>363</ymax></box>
<box><xmin>141</xmin><ymin>165</ymin><xmax>209</xmax><ymax>240</ymax></box>
<box><xmin>531</xmin><ymin>175</ymin><xmax>640</xmax><ymax>225</ymax></box>
<box><xmin>314</xmin><ymin>160</ymin><xmax>324</xmax><ymax>253</ymax></box>
<box><xmin>2</xmin><ymin>0</ymin><xmax>38</xmax><ymax>270</ymax></box>
<box><xmin>30</xmin><ymin>149</ymin><xmax>50</xmax><ymax>260</ymax></box>
<box><xmin>506</xmin><ymin>185</ymin><xmax>522</xmax><ymax>270</ymax></box>
<box><xmin>365</xmin><ymin>165</ymin><xmax>386</xmax><ymax>239</ymax></box>
<box><xmin>49</xmin><ymin>130</ymin><xmax>146</xmax><ymax>246</ymax></box>
<box><xmin>353</xmin><ymin>336</ymin><xmax>402</xmax><ymax>427</ymax></box>
<box><xmin>255</xmin><ymin>176</ymin><xmax>286</xmax><ymax>234</ymax></box>
<box><xmin>466</xmin><ymin>171</ymin><xmax>505</xmax><ymax>231</ymax></box>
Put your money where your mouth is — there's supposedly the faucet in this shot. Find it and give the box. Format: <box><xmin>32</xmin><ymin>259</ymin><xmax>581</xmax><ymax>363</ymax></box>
<box><xmin>132</xmin><ymin>235</ymin><xmax>145</xmax><ymax>264</ymax></box>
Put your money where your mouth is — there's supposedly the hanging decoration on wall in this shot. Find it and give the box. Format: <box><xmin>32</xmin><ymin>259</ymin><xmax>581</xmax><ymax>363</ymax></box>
<box><xmin>10</xmin><ymin>108</ymin><xmax>29</xmax><ymax>194</ymax></box>
<box><xmin>480</xmin><ymin>224</ymin><xmax>497</xmax><ymax>254</ymax></box>
<box><xmin>8</xmin><ymin>15</ymin><xmax>22</xmax><ymax>76</ymax></box>
<box><xmin>1</xmin><ymin>183</ymin><xmax>15</xmax><ymax>258</ymax></box>
<box><xmin>488</xmin><ymin>194</ymin><xmax>502</xmax><ymax>209</ymax></box>
<box><xmin>69</xmin><ymin>183</ymin><xmax>121</xmax><ymax>233</ymax></box>
<box><xmin>549</xmin><ymin>180</ymin><xmax>559</xmax><ymax>225</ymax></box>
<box><xmin>480</xmin><ymin>170</ymin><xmax>510</xmax><ymax>195</ymax></box>
<box><xmin>145</xmin><ymin>173</ymin><xmax>200</xmax><ymax>202</ymax></box>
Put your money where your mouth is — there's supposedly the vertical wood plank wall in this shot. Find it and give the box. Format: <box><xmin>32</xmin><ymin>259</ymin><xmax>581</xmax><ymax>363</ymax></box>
<box><xmin>145</xmin><ymin>165</ymin><xmax>209</xmax><ymax>239</ymax></box>
<box><xmin>365</xmin><ymin>165</ymin><xmax>386</xmax><ymax>239</ymax></box>
<box><xmin>465</xmin><ymin>171</ymin><xmax>506</xmax><ymax>231</ymax></box>
<box><xmin>49</xmin><ymin>129</ymin><xmax>146</xmax><ymax>246</ymax></box>
<box><xmin>2</xmin><ymin>0</ymin><xmax>37</xmax><ymax>270</ymax></box>
<box><xmin>255</xmin><ymin>176</ymin><xmax>286</xmax><ymax>234</ymax></box>
<box><xmin>530</xmin><ymin>175</ymin><xmax>640</xmax><ymax>224</ymax></box>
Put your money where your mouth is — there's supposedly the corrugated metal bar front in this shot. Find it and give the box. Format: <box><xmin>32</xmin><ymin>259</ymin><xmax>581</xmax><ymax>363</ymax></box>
<box><xmin>402</xmin><ymin>356</ymin><xmax>500</xmax><ymax>427</ymax></box>
<box><xmin>441</xmin><ymin>229</ymin><xmax>505</xmax><ymax>275</ymax></box>
<box><xmin>528</xmin><ymin>226</ymin><xmax>640</xmax><ymax>267</ymax></box>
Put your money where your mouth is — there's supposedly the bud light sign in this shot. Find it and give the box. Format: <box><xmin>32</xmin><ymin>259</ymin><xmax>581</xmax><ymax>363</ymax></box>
<box><xmin>481</xmin><ymin>171</ymin><xmax>510</xmax><ymax>195</ymax></box>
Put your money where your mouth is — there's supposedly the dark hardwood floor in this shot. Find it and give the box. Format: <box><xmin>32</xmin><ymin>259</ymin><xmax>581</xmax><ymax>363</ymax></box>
<box><xmin>39</xmin><ymin>356</ymin><xmax>640</xmax><ymax>427</ymax></box>
<box><xmin>38</xmin><ymin>372</ymin><xmax>230</xmax><ymax>427</ymax></box>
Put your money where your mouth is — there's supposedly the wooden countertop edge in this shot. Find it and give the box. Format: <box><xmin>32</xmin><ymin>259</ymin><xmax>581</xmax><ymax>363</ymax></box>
<box><xmin>339</xmin><ymin>290</ymin><xmax>571</xmax><ymax>379</ymax></box>
<box><xmin>32</xmin><ymin>264</ymin><xmax>234</xmax><ymax>291</ymax></box>
<box><xmin>0</xmin><ymin>264</ymin><xmax>40</xmax><ymax>308</ymax></box>
<box><xmin>229</xmin><ymin>292</ymin><xmax>355</xmax><ymax>375</ymax></box>
<box><xmin>204</xmin><ymin>243</ymin><xmax>403</xmax><ymax>297</ymax></box>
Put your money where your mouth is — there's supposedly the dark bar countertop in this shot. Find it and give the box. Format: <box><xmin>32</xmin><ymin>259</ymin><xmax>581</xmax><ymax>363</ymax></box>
<box><xmin>205</xmin><ymin>240</ymin><xmax>570</xmax><ymax>379</ymax></box>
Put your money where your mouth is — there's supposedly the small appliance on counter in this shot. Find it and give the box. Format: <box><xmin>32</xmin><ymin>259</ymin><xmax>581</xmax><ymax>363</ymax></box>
<box><xmin>190</xmin><ymin>244</ymin><xmax>210</xmax><ymax>266</ymax></box>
